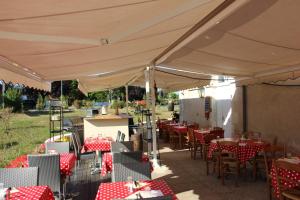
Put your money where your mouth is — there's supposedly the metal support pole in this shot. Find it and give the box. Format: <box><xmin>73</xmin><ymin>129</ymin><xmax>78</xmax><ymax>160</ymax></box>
<box><xmin>242</xmin><ymin>85</ymin><xmax>247</xmax><ymax>133</ymax></box>
<box><xmin>144</xmin><ymin>67</ymin><xmax>152</xmax><ymax>156</ymax></box>
<box><xmin>150</xmin><ymin>66</ymin><xmax>159</xmax><ymax>167</ymax></box>
<box><xmin>60</xmin><ymin>80</ymin><xmax>63</xmax><ymax>104</ymax></box>
<box><xmin>125</xmin><ymin>85</ymin><xmax>129</xmax><ymax>114</ymax></box>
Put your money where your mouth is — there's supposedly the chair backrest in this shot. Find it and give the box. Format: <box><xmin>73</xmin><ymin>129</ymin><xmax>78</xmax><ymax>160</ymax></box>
<box><xmin>0</xmin><ymin>167</ymin><xmax>39</xmax><ymax>188</ymax></box>
<box><xmin>46</xmin><ymin>142</ymin><xmax>69</xmax><ymax>154</ymax></box>
<box><xmin>112</xmin><ymin>151</ymin><xmax>143</xmax><ymax>164</ymax></box>
<box><xmin>111</xmin><ymin>141</ymin><xmax>134</xmax><ymax>153</ymax></box>
<box><xmin>112</xmin><ymin>162</ymin><xmax>151</xmax><ymax>182</ymax></box>
<box><xmin>120</xmin><ymin>133</ymin><xmax>126</xmax><ymax>142</ymax></box>
<box><xmin>210</xmin><ymin>129</ymin><xmax>224</xmax><ymax>138</ymax></box>
<box><xmin>274</xmin><ymin>159</ymin><xmax>300</xmax><ymax>199</ymax></box>
<box><xmin>71</xmin><ymin>133</ymin><xmax>80</xmax><ymax>158</ymax></box>
<box><xmin>187</xmin><ymin>127</ymin><xmax>194</xmax><ymax>142</ymax></box>
<box><xmin>204</xmin><ymin>134</ymin><xmax>217</xmax><ymax>144</ymax></box>
<box><xmin>116</xmin><ymin>131</ymin><xmax>122</xmax><ymax>142</ymax></box>
<box><xmin>28</xmin><ymin>154</ymin><xmax>61</xmax><ymax>193</ymax></box>
<box><xmin>217</xmin><ymin>140</ymin><xmax>239</xmax><ymax>160</ymax></box>
<box><xmin>74</xmin><ymin>131</ymin><xmax>82</xmax><ymax>150</ymax></box>
<box><xmin>263</xmin><ymin>145</ymin><xmax>286</xmax><ymax>180</ymax></box>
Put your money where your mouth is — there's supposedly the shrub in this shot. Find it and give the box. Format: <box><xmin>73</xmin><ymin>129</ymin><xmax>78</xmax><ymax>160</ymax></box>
<box><xmin>73</xmin><ymin>99</ymin><xmax>82</xmax><ymax>109</ymax></box>
<box><xmin>4</xmin><ymin>88</ymin><xmax>22</xmax><ymax>112</ymax></box>
<box><xmin>36</xmin><ymin>93</ymin><xmax>44</xmax><ymax>110</ymax></box>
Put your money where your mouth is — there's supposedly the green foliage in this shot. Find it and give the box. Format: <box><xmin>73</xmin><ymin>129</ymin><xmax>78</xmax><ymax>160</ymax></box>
<box><xmin>82</xmin><ymin>100</ymin><xmax>93</xmax><ymax>108</ymax></box>
<box><xmin>73</xmin><ymin>99</ymin><xmax>82</xmax><ymax>109</ymax></box>
<box><xmin>61</xmin><ymin>95</ymin><xmax>69</xmax><ymax>109</ymax></box>
<box><xmin>111</xmin><ymin>99</ymin><xmax>120</xmax><ymax>109</ymax></box>
<box><xmin>88</xmin><ymin>91</ymin><xmax>109</xmax><ymax>102</ymax></box>
<box><xmin>4</xmin><ymin>88</ymin><xmax>22</xmax><ymax>112</ymax></box>
<box><xmin>168</xmin><ymin>92</ymin><xmax>179</xmax><ymax>100</ymax></box>
<box><xmin>36</xmin><ymin>93</ymin><xmax>44</xmax><ymax>110</ymax></box>
<box><xmin>0</xmin><ymin>107</ymin><xmax>13</xmax><ymax>135</ymax></box>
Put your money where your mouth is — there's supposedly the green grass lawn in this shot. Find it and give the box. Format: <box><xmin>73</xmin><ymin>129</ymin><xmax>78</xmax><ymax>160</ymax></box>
<box><xmin>0</xmin><ymin>105</ymin><xmax>178</xmax><ymax>167</ymax></box>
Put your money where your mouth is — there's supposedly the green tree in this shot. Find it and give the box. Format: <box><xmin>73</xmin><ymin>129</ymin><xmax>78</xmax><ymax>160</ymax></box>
<box><xmin>88</xmin><ymin>91</ymin><xmax>109</xmax><ymax>102</ymax></box>
<box><xmin>4</xmin><ymin>88</ymin><xmax>22</xmax><ymax>112</ymax></box>
<box><xmin>36</xmin><ymin>93</ymin><xmax>44</xmax><ymax>110</ymax></box>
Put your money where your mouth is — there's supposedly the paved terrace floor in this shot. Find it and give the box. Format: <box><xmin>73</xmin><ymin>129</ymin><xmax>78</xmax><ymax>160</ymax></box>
<box><xmin>66</xmin><ymin>140</ymin><xmax>268</xmax><ymax>200</ymax></box>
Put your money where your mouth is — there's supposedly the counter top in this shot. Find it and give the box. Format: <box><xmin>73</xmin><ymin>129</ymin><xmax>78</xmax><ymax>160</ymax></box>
<box><xmin>84</xmin><ymin>113</ymin><xmax>132</xmax><ymax>120</ymax></box>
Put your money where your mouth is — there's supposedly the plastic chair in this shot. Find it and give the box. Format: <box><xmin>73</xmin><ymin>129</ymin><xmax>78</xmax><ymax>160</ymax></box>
<box><xmin>111</xmin><ymin>162</ymin><xmax>151</xmax><ymax>182</ymax></box>
<box><xmin>0</xmin><ymin>167</ymin><xmax>39</xmax><ymax>187</ymax></box>
<box><xmin>112</xmin><ymin>151</ymin><xmax>143</xmax><ymax>164</ymax></box>
<box><xmin>28</xmin><ymin>154</ymin><xmax>62</xmax><ymax>196</ymax></box>
<box><xmin>111</xmin><ymin>141</ymin><xmax>134</xmax><ymax>153</ymax></box>
<box><xmin>116</xmin><ymin>131</ymin><xmax>122</xmax><ymax>142</ymax></box>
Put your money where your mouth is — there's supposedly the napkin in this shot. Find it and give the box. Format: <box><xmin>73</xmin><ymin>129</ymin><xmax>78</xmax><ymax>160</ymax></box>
<box><xmin>125</xmin><ymin>190</ymin><xmax>163</xmax><ymax>199</ymax></box>
<box><xmin>279</xmin><ymin>158</ymin><xmax>300</xmax><ymax>164</ymax></box>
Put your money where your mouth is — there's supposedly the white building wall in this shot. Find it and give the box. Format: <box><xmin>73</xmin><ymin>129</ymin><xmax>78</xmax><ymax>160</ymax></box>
<box><xmin>179</xmin><ymin>79</ymin><xmax>236</xmax><ymax>137</ymax></box>
<box><xmin>179</xmin><ymin>90</ymin><xmax>210</xmax><ymax>127</ymax></box>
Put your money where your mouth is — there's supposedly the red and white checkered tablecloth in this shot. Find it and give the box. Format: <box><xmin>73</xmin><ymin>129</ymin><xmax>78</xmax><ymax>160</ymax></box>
<box><xmin>95</xmin><ymin>179</ymin><xmax>178</xmax><ymax>200</ymax></box>
<box><xmin>59</xmin><ymin>153</ymin><xmax>76</xmax><ymax>176</ymax></box>
<box><xmin>100</xmin><ymin>153</ymin><xmax>151</xmax><ymax>177</ymax></box>
<box><xmin>10</xmin><ymin>185</ymin><xmax>54</xmax><ymax>200</ymax></box>
<box><xmin>194</xmin><ymin>129</ymin><xmax>210</xmax><ymax>144</ymax></box>
<box><xmin>173</xmin><ymin>126</ymin><xmax>187</xmax><ymax>134</ymax></box>
<box><xmin>207</xmin><ymin>139</ymin><xmax>267</xmax><ymax>163</ymax></box>
<box><xmin>83</xmin><ymin>138</ymin><xmax>112</xmax><ymax>152</ymax></box>
<box><xmin>23</xmin><ymin>153</ymin><xmax>76</xmax><ymax>176</ymax></box>
<box><xmin>270</xmin><ymin>160</ymin><xmax>300</xmax><ymax>198</ymax></box>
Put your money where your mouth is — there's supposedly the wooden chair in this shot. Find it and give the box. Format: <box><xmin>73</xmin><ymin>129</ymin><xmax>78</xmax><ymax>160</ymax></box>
<box><xmin>253</xmin><ymin>145</ymin><xmax>287</xmax><ymax>200</ymax></box>
<box><xmin>168</xmin><ymin>126</ymin><xmax>179</xmax><ymax>150</ymax></box>
<box><xmin>217</xmin><ymin>140</ymin><xmax>241</xmax><ymax>186</ymax></box>
<box><xmin>274</xmin><ymin>159</ymin><xmax>300</xmax><ymax>200</ymax></box>
<box><xmin>186</xmin><ymin>127</ymin><xmax>195</xmax><ymax>158</ymax></box>
<box><xmin>205</xmin><ymin>135</ymin><xmax>218</xmax><ymax>176</ymax></box>
<box><xmin>191</xmin><ymin>129</ymin><xmax>203</xmax><ymax>159</ymax></box>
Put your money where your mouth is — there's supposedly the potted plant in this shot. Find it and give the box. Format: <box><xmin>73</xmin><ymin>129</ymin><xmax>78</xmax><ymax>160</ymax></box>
<box><xmin>111</xmin><ymin>99</ymin><xmax>120</xmax><ymax>115</ymax></box>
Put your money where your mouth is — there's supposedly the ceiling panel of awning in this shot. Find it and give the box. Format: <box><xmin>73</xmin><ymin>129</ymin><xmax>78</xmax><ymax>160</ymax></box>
<box><xmin>78</xmin><ymin>66</ymin><xmax>211</xmax><ymax>93</ymax></box>
<box><xmin>0</xmin><ymin>0</ymin><xmax>225</xmax><ymax>85</ymax></box>
<box><xmin>160</xmin><ymin>0</ymin><xmax>300</xmax><ymax>83</ymax></box>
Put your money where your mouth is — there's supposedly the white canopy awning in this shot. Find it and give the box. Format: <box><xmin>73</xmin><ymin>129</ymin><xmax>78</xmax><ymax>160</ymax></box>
<box><xmin>1</xmin><ymin>0</ymin><xmax>300</xmax><ymax>91</ymax></box>
<box><xmin>158</xmin><ymin>0</ymin><xmax>300</xmax><ymax>84</ymax></box>
<box><xmin>0</xmin><ymin>56</ymin><xmax>50</xmax><ymax>90</ymax></box>
<box><xmin>78</xmin><ymin>66</ymin><xmax>211</xmax><ymax>93</ymax></box>
<box><xmin>0</xmin><ymin>0</ymin><xmax>225</xmax><ymax>89</ymax></box>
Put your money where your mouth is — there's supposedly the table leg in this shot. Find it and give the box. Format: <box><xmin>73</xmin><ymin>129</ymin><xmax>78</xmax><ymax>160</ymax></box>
<box><xmin>96</xmin><ymin>150</ymin><xmax>102</xmax><ymax>169</ymax></box>
<box><xmin>179</xmin><ymin>133</ymin><xmax>182</xmax><ymax>149</ymax></box>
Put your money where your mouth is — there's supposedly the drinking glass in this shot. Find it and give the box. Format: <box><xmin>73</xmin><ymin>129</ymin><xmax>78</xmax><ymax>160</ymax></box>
<box><xmin>127</xmin><ymin>176</ymin><xmax>133</xmax><ymax>192</ymax></box>
<box><xmin>0</xmin><ymin>183</ymin><xmax>5</xmax><ymax>200</ymax></box>
<box><xmin>98</xmin><ymin>133</ymin><xmax>102</xmax><ymax>139</ymax></box>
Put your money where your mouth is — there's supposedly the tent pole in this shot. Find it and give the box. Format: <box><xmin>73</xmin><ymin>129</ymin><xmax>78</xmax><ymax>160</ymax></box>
<box><xmin>150</xmin><ymin>65</ymin><xmax>159</xmax><ymax>168</ymax></box>
<box><xmin>60</xmin><ymin>80</ymin><xmax>63</xmax><ymax>103</ymax></box>
<box><xmin>125</xmin><ymin>85</ymin><xmax>129</xmax><ymax>114</ymax></box>
<box><xmin>144</xmin><ymin>67</ymin><xmax>152</xmax><ymax>156</ymax></box>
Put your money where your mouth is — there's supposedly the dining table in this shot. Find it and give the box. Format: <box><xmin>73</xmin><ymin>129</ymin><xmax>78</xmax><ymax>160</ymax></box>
<box><xmin>207</xmin><ymin>138</ymin><xmax>268</xmax><ymax>164</ymax></box>
<box><xmin>194</xmin><ymin>129</ymin><xmax>211</xmax><ymax>144</ymax></box>
<box><xmin>83</xmin><ymin>137</ymin><xmax>113</xmax><ymax>167</ymax></box>
<box><xmin>172</xmin><ymin>125</ymin><xmax>188</xmax><ymax>149</ymax></box>
<box><xmin>100</xmin><ymin>152</ymin><xmax>151</xmax><ymax>177</ymax></box>
<box><xmin>270</xmin><ymin>157</ymin><xmax>300</xmax><ymax>198</ymax></box>
<box><xmin>95</xmin><ymin>179</ymin><xmax>178</xmax><ymax>200</ymax></box>
<box><xmin>9</xmin><ymin>185</ymin><xmax>54</xmax><ymax>200</ymax></box>
<box><xmin>23</xmin><ymin>153</ymin><xmax>76</xmax><ymax>176</ymax></box>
